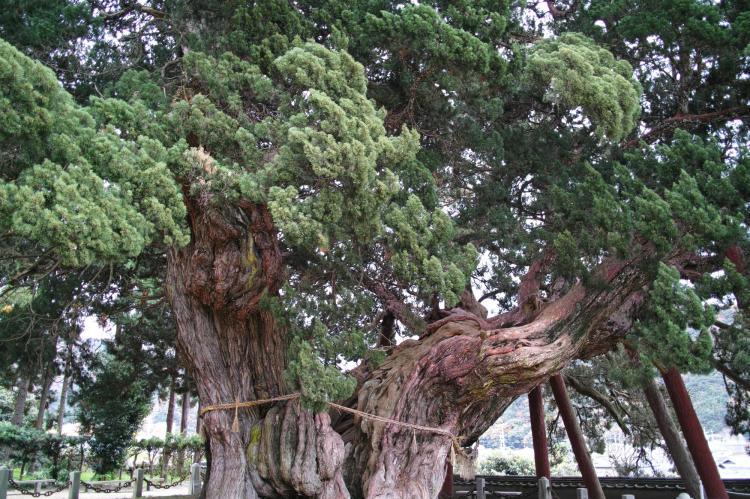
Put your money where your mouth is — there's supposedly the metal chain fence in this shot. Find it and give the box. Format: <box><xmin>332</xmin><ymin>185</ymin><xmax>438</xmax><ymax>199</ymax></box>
<box><xmin>8</xmin><ymin>478</ymin><xmax>70</xmax><ymax>497</ymax></box>
<box><xmin>80</xmin><ymin>478</ymin><xmax>134</xmax><ymax>493</ymax></box>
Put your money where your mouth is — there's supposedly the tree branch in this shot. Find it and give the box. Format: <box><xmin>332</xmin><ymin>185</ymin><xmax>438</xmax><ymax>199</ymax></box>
<box><xmin>564</xmin><ymin>374</ymin><xmax>631</xmax><ymax>435</ymax></box>
<box><xmin>623</xmin><ymin>107</ymin><xmax>750</xmax><ymax>149</ymax></box>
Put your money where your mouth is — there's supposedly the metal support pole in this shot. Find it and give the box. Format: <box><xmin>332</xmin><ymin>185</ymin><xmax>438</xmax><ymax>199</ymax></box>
<box><xmin>576</xmin><ymin>488</ymin><xmax>588</xmax><ymax>499</ymax></box>
<box><xmin>0</xmin><ymin>467</ymin><xmax>9</xmax><ymax>499</ymax></box>
<box><xmin>622</xmin><ymin>495</ymin><xmax>635</xmax><ymax>499</ymax></box>
<box><xmin>662</xmin><ymin>367</ymin><xmax>728</xmax><ymax>499</ymax></box>
<box><xmin>68</xmin><ymin>471</ymin><xmax>80</xmax><ymax>499</ymax></box>
<box><xmin>132</xmin><ymin>468</ymin><xmax>144</xmax><ymax>498</ymax></box>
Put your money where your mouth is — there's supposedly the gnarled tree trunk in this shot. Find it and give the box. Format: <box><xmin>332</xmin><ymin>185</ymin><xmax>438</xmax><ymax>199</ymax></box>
<box><xmin>167</xmin><ymin>193</ymin><xmax>654</xmax><ymax>499</ymax></box>
<box><xmin>166</xmin><ymin>200</ymin><xmax>349</xmax><ymax>498</ymax></box>
<box><xmin>330</xmin><ymin>258</ymin><xmax>648</xmax><ymax>498</ymax></box>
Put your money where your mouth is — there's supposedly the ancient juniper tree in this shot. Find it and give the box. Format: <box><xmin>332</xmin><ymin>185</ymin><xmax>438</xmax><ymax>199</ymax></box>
<box><xmin>1</xmin><ymin>0</ymin><xmax>748</xmax><ymax>497</ymax></box>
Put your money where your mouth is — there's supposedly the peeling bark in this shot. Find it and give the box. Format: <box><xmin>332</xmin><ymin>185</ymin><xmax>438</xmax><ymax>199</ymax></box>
<box><xmin>166</xmin><ymin>198</ymin><xmax>348</xmax><ymax>498</ymax></box>
<box><xmin>334</xmin><ymin>258</ymin><xmax>648</xmax><ymax>498</ymax></box>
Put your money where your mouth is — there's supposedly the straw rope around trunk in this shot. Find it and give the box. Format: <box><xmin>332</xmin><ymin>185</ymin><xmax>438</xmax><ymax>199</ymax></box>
<box><xmin>198</xmin><ymin>393</ymin><xmax>474</xmax><ymax>476</ymax></box>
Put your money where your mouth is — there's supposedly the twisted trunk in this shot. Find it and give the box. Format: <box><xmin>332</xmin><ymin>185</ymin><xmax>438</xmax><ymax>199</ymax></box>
<box><xmin>167</xmin><ymin>192</ymin><xmax>653</xmax><ymax>498</ymax></box>
<box><xmin>166</xmin><ymin>199</ymin><xmax>347</xmax><ymax>498</ymax></box>
<box><xmin>333</xmin><ymin>258</ymin><xmax>648</xmax><ymax>498</ymax></box>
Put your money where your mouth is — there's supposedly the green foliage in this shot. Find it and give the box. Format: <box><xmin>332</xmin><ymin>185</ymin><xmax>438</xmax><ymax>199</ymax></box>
<box><xmin>477</xmin><ymin>451</ymin><xmax>535</xmax><ymax>476</ymax></box>
<box><xmin>631</xmin><ymin>263</ymin><xmax>714</xmax><ymax>373</ymax></box>
<box><xmin>0</xmin><ymin>39</ymin><xmax>188</xmax><ymax>266</ymax></box>
<box><xmin>526</xmin><ymin>33</ymin><xmax>641</xmax><ymax>141</ymax></box>
<box><xmin>285</xmin><ymin>338</ymin><xmax>357</xmax><ymax>411</ymax></box>
<box><xmin>76</xmin><ymin>356</ymin><xmax>151</xmax><ymax>475</ymax></box>
<box><xmin>0</xmin><ymin>422</ymin><xmax>84</xmax><ymax>478</ymax></box>
<box><xmin>1</xmin><ymin>0</ymin><xmax>749</xmax><ymax>442</ymax></box>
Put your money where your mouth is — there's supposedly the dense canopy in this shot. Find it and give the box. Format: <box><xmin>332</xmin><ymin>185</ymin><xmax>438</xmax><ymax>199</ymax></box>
<box><xmin>1</xmin><ymin>0</ymin><xmax>749</xmax><ymax>497</ymax></box>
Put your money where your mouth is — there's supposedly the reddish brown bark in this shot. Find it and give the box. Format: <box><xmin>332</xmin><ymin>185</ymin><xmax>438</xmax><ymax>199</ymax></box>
<box><xmin>332</xmin><ymin>256</ymin><xmax>649</xmax><ymax>498</ymax></box>
<box><xmin>167</xmin><ymin>183</ymin><xmax>668</xmax><ymax>498</ymax></box>
<box><xmin>166</xmin><ymin>199</ymin><xmax>347</xmax><ymax>498</ymax></box>
<box><xmin>528</xmin><ymin>386</ymin><xmax>550</xmax><ymax>479</ymax></box>
<box><xmin>662</xmin><ymin>367</ymin><xmax>728</xmax><ymax>499</ymax></box>
<box><xmin>549</xmin><ymin>375</ymin><xmax>605</xmax><ymax>499</ymax></box>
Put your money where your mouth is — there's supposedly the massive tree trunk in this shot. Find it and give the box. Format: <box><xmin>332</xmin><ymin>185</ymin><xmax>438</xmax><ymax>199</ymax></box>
<box><xmin>641</xmin><ymin>376</ymin><xmax>701</xmax><ymax>499</ymax></box>
<box><xmin>167</xmin><ymin>190</ymin><xmax>653</xmax><ymax>499</ymax></box>
<box><xmin>330</xmin><ymin>259</ymin><xmax>648</xmax><ymax>498</ymax></box>
<box><xmin>166</xmin><ymin>200</ymin><xmax>348</xmax><ymax>498</ymax></box>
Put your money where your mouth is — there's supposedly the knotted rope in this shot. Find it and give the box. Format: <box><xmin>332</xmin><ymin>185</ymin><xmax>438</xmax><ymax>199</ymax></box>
<box><xmin>199</xmin><ymin>393</ymin><xmax>474</xmax><ymax>476</ymax></box>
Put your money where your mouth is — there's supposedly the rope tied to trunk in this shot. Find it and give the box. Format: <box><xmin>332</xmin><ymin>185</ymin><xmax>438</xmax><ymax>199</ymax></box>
<box><xmin>199</xmin><ymin>393</ymin><xmax>476</xmax><ymax>477</ymax></box>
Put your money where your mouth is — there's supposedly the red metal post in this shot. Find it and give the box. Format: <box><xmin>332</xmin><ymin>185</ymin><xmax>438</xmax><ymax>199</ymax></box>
<box><xmin>662</xmin><ymin>367</ymin><xmax>728</xmax><ymax>499</ymax></box>
<box><xmin>528</xmin><ymin>385</ymin><xmax>551</xmax><ymax>479</ymax></box>
<box><xmin>549</xmin><ymin>375</ymin><xmax>605</xmax><ymax>499</ymax></box>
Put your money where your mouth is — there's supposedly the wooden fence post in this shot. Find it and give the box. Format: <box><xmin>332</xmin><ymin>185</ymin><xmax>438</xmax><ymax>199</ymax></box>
<box><xmin>0</xmin><ymin>466</ymin><xmax>9</xmax><ymax>499</ymax></box>
<box><xmin>190</xmin><ymin>463</ymin><xmax>201</xmax><ymax>495</ymax></box>
<box><xmin>132</xmin><ymin>468</ymin><xmax>144</xmax><ymax>498</ymax></box>
<box><xmin>576</xmin><ymin>487</ymin><xmax>589</xmax><ymax>499</ymax></box>
<box><xmin>68</xmin><ymin>471</ymin><xmax>80</xmax><ymax>499</ymax></box>
<box><xmin>538</xmin><ymin>477</ymin><xmax>551</xmax><ymax>499</ymax></box>
<box><xmin>476</xmin><ymin>476</ymin><xmax>486</xmax><ymax>499</ymax></box>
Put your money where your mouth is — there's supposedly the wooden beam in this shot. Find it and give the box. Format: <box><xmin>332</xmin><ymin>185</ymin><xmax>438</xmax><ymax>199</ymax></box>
<box><xmin>528</xmin><ymin>386</ymin><xmax>551</xmax><ymax>479</ymax></box>
<box><xmin>662</xmin><ymin>367</ymin><xmax>728</xmax><ymax>499</ymax></box>
<box><xmin>549</xmin><ymin>375</ymin><xmax>605</xmax><ymax>499</ymax></box>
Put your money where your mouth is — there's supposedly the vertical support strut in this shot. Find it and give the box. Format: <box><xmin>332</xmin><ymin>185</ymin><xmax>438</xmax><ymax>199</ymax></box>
<box><xmin>662</xmin><ymin>367</ymin><xmax>728</xmax><ymax>499</ymax></box>
<box><xmin>529</xmin><ymin>385</ymin><xmax>551</xmax><ymax>479</ymax></box>
<box><xmin>549</xmin><ymin>375</ymin><xmax>605</xmax><ymax>499</ymax></box>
